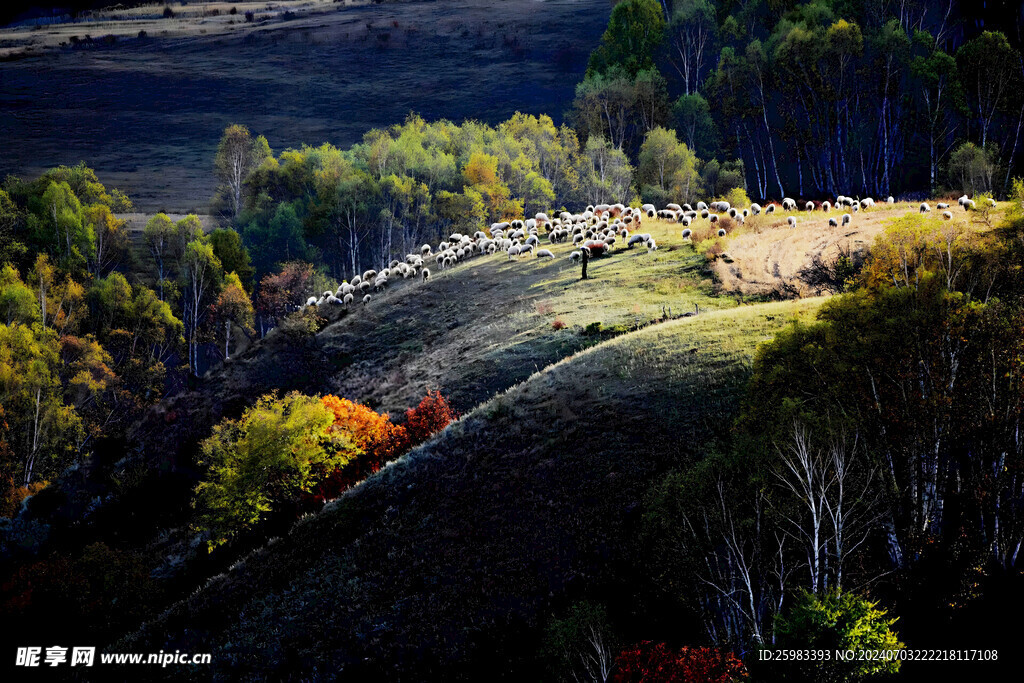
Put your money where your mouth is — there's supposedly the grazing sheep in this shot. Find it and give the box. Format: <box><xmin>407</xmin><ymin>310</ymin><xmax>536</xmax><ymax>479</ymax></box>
<box><xmin>569</xmin><ymin>251</ymin><xmax>582</xmax><ymax>263</ymax></box>
<box><xmin>359</xmin><ymin>281</ymin><xmax>372</xmax><ymax>292</ymax></box>
<box><xmin>787</xmin><ymin>216</ymin><xmax>797</xmax><ymax>228</ymax></box>
<box><xmin>507</xmin><ymin>245</ymin><xmax>522</xmax><ymax>260</ymax></box>
<box><xmin>420</xmin><ymin>244</ymin><xmax>432</xmax><ymax>255</ymax></box>
<box><xmin>373</xmin><ymin>277</ymin><xmax>388</xmax><ymax>292</ymax></box>
<box><xmin>957</xmin><ymin>195</ymin><xmax>969</xmax><ymax>207</ymax></box>
<box><xmin>728</xmin><ymin>208</ymin><xmax>738</xmax><ymax>218</ymax></box>
<box><xmin>766</xmin><ymin>204</ymin><xmax>776</xmax><ymax>214</ymax></box>
<box><xmin>421</xmin><ymin>268</ymin><xmax>430</xmax><ymax>281</ymax></box>
<box><xmin>822</xmin><ymin>201</ymin><xmax>831</xmax><ymax>212</ymax></box>
<box><xmin>988</xmin><ymin>197</ymin><xmax>997</xmax><ymax>207</ymax></box>
<box><xmin>717</xmin><ymin>227</ymin><xmax>727</xmax><ymax>237</ymax></box>
<box><xmin>937</xmin><ymin>203</ymin><xmax>949</xmax><ymax>209</ymax></box>
<box><xmin>305</xmin><ymin>296</ymin><xmax>317</xmax><ymax>307</ymax></box>
<box><xmin>965</xmin><ymin>199</ymin><xmax>976</xmax><ymax>210</ymax></box>
<box><xmin>362</xmin><ymin>269</ymin><xmax>377</xmax><ymax>282</ymax></box>
<box><xmin>697</xmin><ymin>201</ymin><xmax>708</xmax><ymax>211</ymax></box>
<box><xmin>887</xmin><ymin>196</ymin><xmax>895</xmax><ymax>203</ymax></box>
<box><xmin>805</xmin><ymin>201</ymin><xmax>815</xmax><ymax>211</ymax></box>
<box><xmin>919</xmin><ymin>202</ymin><xmax>930</xmax><ymax>213</ymax></box>
<box><xmin>627</xmin><ymin>234</ymin><xmax>646</xmax><ymax>248</ymax></box>
<box><xmin>700</xmin><ymin>209</ymin><xmax>710</xmax><ymax>219</ymax></box>
<box><xmin>326</xmin><ymin>295</ymin><xmax>342</xmax><ymax>305</ymax></box>
<box><xmin>666</xmin><ymin>203</ymin><xmax>682</xmax><ymax>212</ymax></box>
<box><xmin>709</xmin><ymin>214</ymin><xmax>719</xmax><ymax>223</ymax></box>
<box><xmin>942</xmin><ymin>211</ymin><xmax>953</xmax><ymax>220</ymax></box>
<box><xmin>647</xmin><ymin>238</ymin><xmax>658</xmax><ymax>251</ymax></box>
<box><xmin>842</xmin><ymin>213</ymin><xmax>852</xmax><ymax>226</ymax></box>
<box><xmin>681</xmin><ymin>216</ymin><xmax>692</xmax><ymax>227</ymax></box>
<box><xmin>750</xmin><ymin>203</ymin><xmax>762</xmax><ymax>215</ymax></box>
<box><xmin>351</xmin><ymin>275</ymin><xmax>362</xmax><ymax>287</ymax></box>
<box><xmin>536</xmin><ymin>249</ymin><xmax>555</xmax><ymax>259</ymax></box>
<box><xmin>343</xmin><ymin>293</ymin><xmax>354</xmax><ymax>306</ymax></box>
<box><xmin>681</xmin><ymin>228</ymin><xmax>693</xmax><ymax>240</ymax></box>
<box><xmin>783</xmin><ymin>198</ymin><xmax>796</xmax><ymax>210</ymax></box>
<box><xmin>362</xmin><ymin>294</ymin><xmax>371</xmax><ymax>305</ymax></box>
<box><xmin>828</xmin><ymin>217</ymin><xmax>838</xmax><ymax>227</ymax></box>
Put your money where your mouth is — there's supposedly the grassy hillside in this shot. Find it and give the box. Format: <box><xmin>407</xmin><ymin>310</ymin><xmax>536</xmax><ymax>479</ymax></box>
<box><xmin>129</xmin><ymin>216</ymin><xmax>734</xmax><ymax>472</ymax></box>
<box><xmin>121</xmin><ymin>297</ymin><xmax>823</xmax><ymax>679</ymax></box>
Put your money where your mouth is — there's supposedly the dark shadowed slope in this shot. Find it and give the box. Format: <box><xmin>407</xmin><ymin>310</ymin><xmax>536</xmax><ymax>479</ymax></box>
<box><xmin>120</xmin><ymin>299</ymin><xmax>822</xmax><ymax>680</ymax></box>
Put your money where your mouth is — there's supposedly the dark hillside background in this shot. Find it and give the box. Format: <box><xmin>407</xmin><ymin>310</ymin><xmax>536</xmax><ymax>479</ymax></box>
<box><xmin>0</xmin><ymin>0</ymin><xmax>612</xmax><ymax>211</ymax></box>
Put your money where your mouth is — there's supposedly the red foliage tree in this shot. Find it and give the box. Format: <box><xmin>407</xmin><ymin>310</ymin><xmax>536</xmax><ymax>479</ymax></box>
<box><xmin>612</xmin><ymin>642</ymin><xmax>747</xmax><ymax>683</ymax></box>
<box><xmin>403</xmin><ymin>390</ymin><xmax>457</xmax><ymax>446</ymax></box>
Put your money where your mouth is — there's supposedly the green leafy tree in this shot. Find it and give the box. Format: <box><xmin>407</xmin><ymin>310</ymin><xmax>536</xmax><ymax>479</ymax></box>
<box><xmin>0</xmin><ymin>264</ymin><xmax>39</xmax><ymax>326</ymax></box>
<box><xmin>179</xmin><ymin>239</ymin><xmax>223</xmax><ymax>377</ymax></box>
<box><xmin>209</xmin><ymin>229</ymin><xmax>254</xmax><ymax>292</ymax></box>
<box><xmin>214</xmin><ymin>124</ymin><xmax>272</xmax><ymax>217</ymax></box>
<box><xmin>212</xmin><ymin>271</ymin><xmax>255</xmax><ymax>360</ymax></box>
<box><xmin>586</xmin><ymin>0</ymin><xmax>666</xmax><ymax>78</ymax></box>
<box><xmin>143</xmin><ymin>213</ymin><xmax>176</xmax><ymax>301</ymax></box>
<box><xmin>193</xmin><ymin>392</ymin><xmax>357</xmax><ymax>548</ymax></box>
<box><xmin>774</xmin><ymin>589</ymin><xmax>903</xmax><ymax>682</ymax></box>
<box><xmin>637</xmin><ymin>126</ymin><xmax>702</xmax><ymax>203</ymax></box>
<box><xmin>956</xmin><ymin>31</ymin><xmax>1020</xmax><ymax>149</ymax></box>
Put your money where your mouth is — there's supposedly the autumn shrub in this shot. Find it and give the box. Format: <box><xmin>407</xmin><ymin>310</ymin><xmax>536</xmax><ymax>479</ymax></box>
<box><xmin>611</xmin><ymin>641</ymin><xmax>747</xmax><ymax>683</ymax></box>
<box><xmin>552</xmin><ymin>317</ymin><xmax>567</xmax><ymax>330</ymax></box>
<box><xmin>403</xmin><ymin>390</ymin><xmax>457</xmax><ymax>446</ymax></box>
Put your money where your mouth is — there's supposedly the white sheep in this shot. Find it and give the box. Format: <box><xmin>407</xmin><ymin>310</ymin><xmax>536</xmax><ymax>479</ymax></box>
<box><xmin>569</xmin><ymin>251</ymin><xmax>582</xmax><ymax>263</ymax></box>
<box><xmin>536</xmin><ymin>249</ymin><xmax>555</xmax><ymax>259</ymax></box>
<box><xmin>681</xmin><ymin>228</ymin><xmax>692</xmax><ymax>239</ymax></box>
<box><xmin>988</xmin><ymin>197</ymin><xmax>997</xmax><ymax>207</ymax></box>
<box><xmin>765</xmin><ymin>204</ymin><xmax>776</xmax><ymax>214</ymax></box>
<box><xmin>887</xmin><ymin>196</ymin><xmax>895</xmax><ymax>203</ymax></box>
<box><xmin>787</xmin><ymin>216</ymin><xmax>796</xmax><ymax>228</ymax></box>
<box><xmin>942</xmin><ymin>211</ymin><xmax>953</xmax><ymax>220</ymax></box>
<box><xmin>717</xmin><ymin>227</ymin><xmax>727</xmax><ymax>237</ymax></box>
<box><xmin>822</xmin><ymin>201</ymin><xmax>831</xmax><ymax>212</ymax></box>
<box><xmin>709</xmin><ymin>214</ymin><xmax>719</xmax><ymax>223</ymax></box>
<box><xmin>750</xmin><ymin>203</ymin><xmax>762</xmax><ymax>215</ymax></box>
<box><xmin>828</xmin><ymin>217</ymin><xmax>838</xmax><ymax>227</ymax></box>
<box><xmin>362</xmin><ymin>294</ymin><xmax>371</xmax><ymax>305</ymax></box>
<box><xmin>305</xmin><ymin>296</ymin><xmax>317</xmax><ymax>307</ymax></box>
<box><xmin>343</xmin><ymin>293</ymin><xmax>354</xmax><ymax>306</ymax></box>
<box><xmin>937</xmin><ymin>203</ymin><xmax>949</xmax><ymax>209</ymax></box>
<box><xmin>842</xmin><ymin>213</ymin><xmax>852</xmax><ymax>226</ymax></box>
<box><xmin>919</xmin><ymin>202</ymin><xmax>930</xmax><ymax>213</ymax></box>
<box><xmin>805</xmin><ymin>201</ymin><xmax>815</xmax><ymax>211</ymax></box>
<box><xmin>422</xmin><ymin>268</ymin><xmax>430</xmax><ymax>281</ymax></box>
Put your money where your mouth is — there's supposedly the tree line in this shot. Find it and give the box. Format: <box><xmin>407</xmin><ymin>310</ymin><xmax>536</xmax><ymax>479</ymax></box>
<box><xmin>571</xmin><ymin>0</ymin><xmax>1024</xmax><ymax>201</ymax></box>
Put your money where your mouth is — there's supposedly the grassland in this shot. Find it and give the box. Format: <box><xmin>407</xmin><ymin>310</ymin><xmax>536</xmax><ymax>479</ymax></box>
<box><xmin>704</xmin><ymin>200</ymin><xmax>1009</xmax><ymax>295</ymax></box>
<box><xmin>0</xmin><ymin>0</ymin><xmax>609</xmax><ymax>211</ymax></box>
<box><xmin>121</xmin><ymin>296</ymin><xmax>824</xmax><ymax>678</ymax></box>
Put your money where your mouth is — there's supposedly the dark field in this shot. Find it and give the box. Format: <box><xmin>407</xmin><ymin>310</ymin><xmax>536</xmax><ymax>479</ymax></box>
<box><xmin>0</xmin><ymin>0</ymin><xmax>609</xmax><ymax>211</ymax></box>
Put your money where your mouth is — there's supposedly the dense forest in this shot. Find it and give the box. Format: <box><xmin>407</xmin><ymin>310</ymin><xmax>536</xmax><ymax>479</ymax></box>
<box><xmin>570</xmin><ymin>0</ymin><xmax>1024</xmax><ymax>200</ymax></box>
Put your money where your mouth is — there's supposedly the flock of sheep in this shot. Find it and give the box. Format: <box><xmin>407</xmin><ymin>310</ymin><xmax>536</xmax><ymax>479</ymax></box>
<box><xmin>305</xmin><ymin>193</ymin><xmax>991</xmax><ymax>310</ymax></box>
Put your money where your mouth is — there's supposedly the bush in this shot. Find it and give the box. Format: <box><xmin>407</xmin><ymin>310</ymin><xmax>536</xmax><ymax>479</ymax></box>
<box><xmin>948</xmin><ymin>141</ymin><xmax>996</xmax><ymax>196</ymax></box>
<box><xmin>403</xmin><ymin>390</ymin><xmax>457</xmax><ymax>446</ymax></box>
<box><xmin>163</xmin><ymin>6</ymin><xmax>174</xmax><ymax>19</ymax></box>
<box><xmin>230</xmin><ymin>6</ymin><xmax>237</xmax><ymax>14</ymax></box>
<box><xmin>245</xmin><ymin>10</ymin><xmax>255</xmax><ymax>22</ymax></box>
<box><xmin>773</xmin><ymin>589</ymin><xmax>903</xmax><ymax>682</ymax></box>
<box><xmin>724</xmin><ymin>187</ymin><xmax>751</xmax><ymax>209</ymax></box>
<box><xmin>612</xmin><ymin>641</ymin><xmax>748</xmax><ymax>683</ymax></box>
<box><xmin>552</xmin><ymin>317</ymin><xmax>567</xmax><ymax>330</ymax></box>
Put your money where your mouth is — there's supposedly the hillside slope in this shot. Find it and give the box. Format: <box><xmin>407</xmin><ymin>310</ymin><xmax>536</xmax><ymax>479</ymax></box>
<box><xmin>122</xmin><ymin>298</ymin><xmax>823</xmax><ymax>679</ymax></box>
<box><xmin>130</xmin><ymin>216</ymin><xmax>733</xmax><ymax>472</ymax></box>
